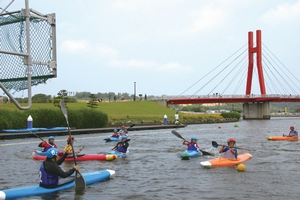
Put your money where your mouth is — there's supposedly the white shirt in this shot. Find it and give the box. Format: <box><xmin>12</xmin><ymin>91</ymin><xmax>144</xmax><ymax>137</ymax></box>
<box><xmin>175</xmin><ymin>114</ymin><xmax>179</xmax><ymax>120</ymax></box>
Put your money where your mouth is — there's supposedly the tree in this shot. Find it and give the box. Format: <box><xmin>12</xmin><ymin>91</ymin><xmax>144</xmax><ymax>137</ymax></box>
<box><xmin>87</xmin><ymin>93</ymin><xmax>98</xmax><ymax>109</ymax></box>
<box><xmin>53</xmin><ymin>90</ymin><xmax>70</xmax><ymax>108</ymax></box>
<box><xmin>32</xmin><ymin>93</ymin><xmax>52</xmax><ymax>103</ymax></box>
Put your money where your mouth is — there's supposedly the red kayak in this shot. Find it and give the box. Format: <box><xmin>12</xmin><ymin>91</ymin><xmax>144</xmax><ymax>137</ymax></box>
<box><xmin>33</xmin><ymin>154</ymin><xmax>117</xmax><ymax>161</ymax></box>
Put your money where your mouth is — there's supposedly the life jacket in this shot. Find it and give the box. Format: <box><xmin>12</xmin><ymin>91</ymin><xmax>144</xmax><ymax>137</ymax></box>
<box><xmin>118</xmin><ymin>129</ymin><xmax>128</xmax><ymax>136</ymax></box>
<box><xmin>116</xmin><ymin>142</ymin><xmax>128</xmax><ymax>153</ymax></box>
<box><xmin>39</xmin><ymin>163</ymin><xmax>59</xmax><ymax>187</ymax></box>
<box><xmin>289</xmin><ymin>130</ymin><xmax>298</xmax><ymax>138</ymax></box>
<box><xmin>224</xmin><ymin>147</ymin><xmax>237</xmax><ymax>159</ymax></box>
<box><xmin>112</xmin><ymin>133</ymin><xmax>119</xmax><ymax>138</ymax></box>
<box><xmin>187</xmin><ymin>143</ymin><xmax>198</xmax><ymax>151</ymax></box>
<box><xmin>44</xmin><ymin>143</ymin><xmax>56</xmax><ymax>152</ymax></box>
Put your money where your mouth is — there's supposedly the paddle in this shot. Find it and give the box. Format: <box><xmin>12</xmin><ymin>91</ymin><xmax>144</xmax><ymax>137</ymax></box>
<box><xmin>171</xmin><ymin>130</ymin><xmax>213</xmax><ymax>156</ymax></box>
<box><xmin>111</xmin><ymin>139</ymin><xmax>131</xmax><ymax>150</ymax></box>
<box><xmin>212</xmin><ymin>141</ymin><xmax>250</xmax><ymax>151</ymax></box>
<box><xmin>60</xmin><ymin>100</ymin><xmax>86</xmax><ymax>190</ymax></box>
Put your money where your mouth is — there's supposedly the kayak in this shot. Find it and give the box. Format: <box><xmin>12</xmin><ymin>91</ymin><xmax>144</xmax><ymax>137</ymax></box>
<box><xmin>106</xmin><ymin>149</ymin><xmax>130</xmax><ymax>157</ymax></box>
<box><xmin>39</xmin><ymin>127</ymin><xmax>68</xmax><ymax>131</ymax></box>
<box><xmin>33</xmin><ymin>154</ymin><xmax>117</xmax><ymax>161</ymax></box>
<box><xmin>266</xmin><ymin>136</ymin><xmax>300</xmax><ymax>141</ymax></box>
<box><xmin>181</xmin><ymin>150</ymin><xmax>202</xmax><ymax>159</ymax></box>
<box><xmin>0</xmin><ymin>170</ymin><xmax>115</xmax><ymax>200</ymax></box>
<box><xmin>1</xmin><ymin>128</ymin><xmax>40</xmax><ymax>133</ymax></box>
<box><xmin>104</xmin><ymin>137</ymin><xmax>122</xmax><ymax>141</ymax></box>
<box><xmin>200</xmin><ymin>153</ymin><xmax>252</xmax><ymax>168</ymax></box>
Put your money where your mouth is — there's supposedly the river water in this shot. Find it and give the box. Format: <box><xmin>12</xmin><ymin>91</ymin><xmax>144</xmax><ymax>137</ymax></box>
<box><xmin>1</xmin><ymin>117</ymin><xmax>300</xmax><ymax>200</ymax></box>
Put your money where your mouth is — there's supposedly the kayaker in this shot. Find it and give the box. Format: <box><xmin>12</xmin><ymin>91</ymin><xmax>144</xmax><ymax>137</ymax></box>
<box><xmin>63</xmin><ymin>136</ymin><xmax>83</xmax><ymax>157</ymax></box>
<box><xmin>219</xmin><ymin>138</ymin><xmax>237</xmax><ymax>159</ymax></box>
<box><xmin>112</xmin><ymin>129</ymin><xmax>120</xmax><ymax>138</ymax></box>
<box><xmin>113</xmin><ymin>135</ymin><xmax>129</xmax><ymax>155</ymax></box>
<box><xmin>183</xmin><ymin>137</ymin><xmax>202</xmax><ymax>151</ymax></box>
<box><xmin>39</xmin><ymin>147</ymin><xmax>79</xmax><ymax>188</ymax></box>
<box><xmin>285</xmin><ymin>126</ymin><xmax>298</xmax><ymax>138</ymax></box>
<box><xmin>118</xmin><ymin>125</ymin><xmax>128</xmax><ymax>137</ymax></box>
<box><xmin>38</xmin><ymin>136</ymin><xmax>57</xmax><ymax>152</ymax></box>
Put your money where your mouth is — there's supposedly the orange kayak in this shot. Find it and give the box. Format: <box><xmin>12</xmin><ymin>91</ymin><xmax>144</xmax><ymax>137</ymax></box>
<box><xmin>200</xmin><ymin>153</ymin><xmax>252</xmax><ymax>168</ymax></box>
<box><xmin>266</xmin><ymin>136</ymin><xmax>300</xmax><ymax>141</ymax></box>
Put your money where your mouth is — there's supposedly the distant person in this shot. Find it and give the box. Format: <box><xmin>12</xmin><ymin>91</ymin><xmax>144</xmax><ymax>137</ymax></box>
<box><xmin>109</xmin><ymin>95</ymin><xmax>111</xmax><ymax>102</ymax></box>
<box><xmin>121</xmin><ymin>95</ymin><xmax>124</xmax><ymax>100</ymax></box>
<box><xmin>219</xmin><ymin>138</ymin><xmax>237</xmax><ymax>159</ymax></box>
<box><xmin>183</xmin><ymin>137</ymin><xmax>202</xmax><ymax>151</ymax></box>
<box><xmin>145</xmin><ymin>94</ymin><xmax>147</xmax><ymax>101</ymax></box>
<box><xmin>139</xmin><ymin>94</ymin><xmax>142</xmax><ymax>101</ymax></box>
<box><xmin>114</xmin><ymin>95</ymin><xmax>117</xmax><ymax>101</ymax></box>
<box><xmin>39</xmin><ymin>148</ymin><xmax>79</xmax><ymax>188</ymax></box>
<box><xmin>100</xmin><ymin>97</ymin><xmax>103</xmax><ymax>102</ymax></box>
<box><xmin>63</xmin><ymin>136</ymin><xmax>83</xmax><ymax>157</ymax></box>
<box><xmin>118</xmin><ymin>125</ymin><xmax>128</xmax><ymax>137</ymax></box>
<box><xmin>38</xmin><ymin>136</ymin><xmax>57</xmax><ymax>152</ymax></box>
<box><xmin>175</xmin><ymin>112</ymin><xmax>179</xmax><ymax>124</ymax></box>
<box><xmin>112</xmin><ymin>129</ymin><xmax>120</xmax><ymax>138</ymax></box>
<box><xmin>285</xmin><ymin>126</ymin><xmax>298</xmax><ymax>138</ymax></box>
<box><xmin>112</xmin><ymin>136</ymin><xmax>129</xmax><ymax>155</ymax></box>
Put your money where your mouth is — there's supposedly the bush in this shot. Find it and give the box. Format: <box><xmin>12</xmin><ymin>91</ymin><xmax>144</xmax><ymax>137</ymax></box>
<box><xmin>0</xmin><ymin>109</ymin><xmax>108</xmax><ymax>130</ymax></box>
<box><xmin>220</xmin><ymin>112</ymin><xmax>241</xmax><ymax>120</ymax></box>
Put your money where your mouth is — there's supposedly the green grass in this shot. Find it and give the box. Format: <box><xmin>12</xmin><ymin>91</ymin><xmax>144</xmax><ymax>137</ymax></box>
<box><xmin>0</xmin><ymin>101</ymin><xmax>177</xmax><ymax>116</ymax></box>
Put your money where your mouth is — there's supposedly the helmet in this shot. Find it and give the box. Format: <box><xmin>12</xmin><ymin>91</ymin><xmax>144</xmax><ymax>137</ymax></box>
<box><xmin>48</xmin><ymin>136</ymin><xmax>54</xmax><ymax>141</ymax></box>
<box><xmin>122</xmin><ymin>135</ymin><xmax>127</xmax><ymax>139</ymax></box>
<box><xmin>114</xmin><ymin>129</ymin><xmax>117</xmax><ymax>132</ymax></box>
<box><xmin>290</xmin><ymin>126</ymin><xmax>295</xmax><ymax>129</ymax></box>
<box><xmin>227</xmin><ymin>138</ymin><xmax>236</xmax><ymax>144</ymax></box>
<box><xmin>46</xmin><ymin>148</ymin><xmax>60</xmax><ymax>158</ymax></box>
<box><xmin>67</xmin><ymin>136</ymin><xmax>74</xmax><ymax>142</ymax></box>
<box><xmin>191</xmin><ymin>137</ymin><xmax>197</xmax><ymax>141</ymax></box>
<box><xmin>122</xmin><ymin>126</ymin><xmax>125</xmax><ymax>128</ymax></box>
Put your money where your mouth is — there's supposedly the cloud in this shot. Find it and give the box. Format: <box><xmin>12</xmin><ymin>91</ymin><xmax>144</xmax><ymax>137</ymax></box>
<box><xmin>60</xmin><ymin>40</ymin><xmax>118</xmax><ymax>58</ymax></box>
<box><xmin>109</xmin><ymin>59</ymin><xmax>193</xmax><ymax>73</ymax></box>
<box><xmin>261</xmin><ymin>1</ymin><xmax>300</xmax><ymax>24</ymax></box>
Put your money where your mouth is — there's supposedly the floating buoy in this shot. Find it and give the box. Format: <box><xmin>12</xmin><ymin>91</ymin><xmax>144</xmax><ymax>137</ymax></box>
<box><xmin>218</xmin><ymin>126</ymin><xmax>221</xmax><ymax>129</ymax></box>
<box><xmin>234</xmin><ymin>124</ymin><xmax>238</xmax><ymax>127</ymax></box>
<box><xmin>106</xmin><ymin>155</ymin><xmax>117</xmax><ymax>161</ymax></box>
<box><xmin>237</xmin><ymin>164</ymin><xmax>245</xmax><ymax>172</ymax></box>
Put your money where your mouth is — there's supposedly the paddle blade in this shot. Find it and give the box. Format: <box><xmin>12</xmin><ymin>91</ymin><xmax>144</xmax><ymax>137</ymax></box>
<box><xmin>171</xmin><ymin>130</ymin><xmax>185</xmax><ymax>140</ymax></box>
<box><xmin>200</xmin><ymin>150</ymin><xmax>214</xmax><ymax>156</ymax></box>
<box><xmin>129</xmin><ymin>124</ymin><xmax>135</xmax><ymax>128</ymax></box>
<box><xmin>60</xmin><ymin>101</ymin><xmax>68</xmax><ymax>122</ymax></box>
<box><xmin>75</xmin><ymin>171</ymin><xmax>86</xmax><ymax>190</ymax></box>
<box><xmin>212</xmin><ymin>141</ymin><xmax>219</xmax><ymax>148</ymax></box>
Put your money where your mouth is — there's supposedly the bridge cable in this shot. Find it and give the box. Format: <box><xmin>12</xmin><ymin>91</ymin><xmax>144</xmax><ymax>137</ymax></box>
<box><xmin>262</xmin><ymin>67</ymin><xmax>274</xmax><ymax>94</ymax></box>
<box><xmin>262</xmin><ymin>59</ymin><xmax>281</xmax><ymax>94</ymax></box>
<box><xmin>233</xmin><ymin>60</ymin><xmax>249</xmax><ymax>95</ymax></box>
<box><xmin>262</xmin><ymin>47</ymin><xmax>300</xmax><ymax>91</ymax></box>
<box><xmin>262</xmin><ymin>54</ymin><xmax>297</xmax><ymax>94</ymax></box>
<box><xmin>262</xmin><ymin>43</ymin><xmax>300</xmax><ymax>83</ymax></box>
<box><xmin>208</xmin><ymin>53</ymin><xmax>248</xmax><ymax>95</ymax></box>
<box><xmin>179</xmin><ymin>43</ymin><xmax>248</xmax><ymax>95</ymax></box>
<box><xmin>262</xmin><ymin>57</ymin><xmax>289</xmax><ymax>94</ymax></box>
<box><xmin>192</xmin><ymin>48</ymin><xmax>248</xmax><ymax>95</ymax></box>
<box><xmin>222</xmin><ymin>57</ymin><xmax>248</xmax><ymax>95</ymax></box>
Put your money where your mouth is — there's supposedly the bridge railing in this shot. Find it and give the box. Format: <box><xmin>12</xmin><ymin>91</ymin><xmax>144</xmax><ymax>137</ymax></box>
<box><xmin>147</xmin><ymin>94</ymin><xmax>300</xmax><ymax>100</ymax></box>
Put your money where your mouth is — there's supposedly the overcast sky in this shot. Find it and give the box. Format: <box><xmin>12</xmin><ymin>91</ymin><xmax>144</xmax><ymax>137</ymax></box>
<box><xmin>1</xmin><ymin>0</ymin><xmax>300</xmax><ymax>98</ymax></box>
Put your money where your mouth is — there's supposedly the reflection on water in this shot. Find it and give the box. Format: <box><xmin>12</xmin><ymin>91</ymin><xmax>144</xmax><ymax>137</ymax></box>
<box><xmin>1</xmin><ymin>117</ymin><xmax>300</xmax><ymax>199</ymax></box>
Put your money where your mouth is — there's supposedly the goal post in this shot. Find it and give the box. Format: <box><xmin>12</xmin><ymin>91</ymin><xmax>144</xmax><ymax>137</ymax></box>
<box><xmin>0</xmin><ymin>0</ymin><xmax>57</xmax><ymax>110</ymax></box>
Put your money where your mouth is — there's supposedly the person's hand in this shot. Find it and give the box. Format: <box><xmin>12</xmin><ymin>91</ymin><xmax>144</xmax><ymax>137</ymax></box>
<box><xmin>42</xmin><ymin>140</ymin><xmax>46</xmax><ymax>143</ymax></box>
<box><xmin>184</xmin><ymin>139</ymin><xmax>187</xmax><ymax>142</ymax></box>
<box><xmin>65</xmin><ymin>146</ymin><xmax>70</xmax><ymax>152</ymax></box>
<box><xmin>222</xmin><ymin>145</ymin><xmax>225</xmax><ymax>148</ymax></box>
<box><xmin>74</xmin><ymin>166</ymin><xmax>79</xmax><ymax>171</ymax></box>
<box><xmin>79</xmin><ymin>148</ymin><xmax>83</xmax><ymax>151</ymax></box>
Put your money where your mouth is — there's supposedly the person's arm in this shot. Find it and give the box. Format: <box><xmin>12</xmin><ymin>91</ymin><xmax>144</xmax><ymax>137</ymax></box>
<box><xmin>38</xmin><ymin>142</ymin><xmax>44</xmax><ymax>147</ymax></box>
<box><xmin>113</xmin><ymin>142</ymin><xmax>122</xmax><ymax>151</ymax></box>
<box><xmin>122</xmin><ymin>142</ymin><xmax>129</xmax><ymax>149</ymax></box>
<box><xmin>197</xmin><ymin>144</ymin><xmax>202</xmax><ymax>151</ymax></box>
<box><xmin>219</xmin><ymin>145</ymin><xmax>225</xmax><ymax>153</ymax></box>
<box><xmin>46</xmin><ymin>162</ymin><xmax>76</xmax><ymax>178</ymax></box>
<box><xmin>228</xmin><ymin>147</ymin><xmax>236</xmax><ymax>155</ymax></box>
<box><xmin>183</xmin><ymin>139</ymin><xmax>188</xmax><ymax>145</ymax></box>
<box><xmin>57</xmin><ymin>152</ymin><xmax>68</xmax><ymax>165</ymax></box>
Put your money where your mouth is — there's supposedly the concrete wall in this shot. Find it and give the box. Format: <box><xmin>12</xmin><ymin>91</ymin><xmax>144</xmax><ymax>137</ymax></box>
<box><xmin>153</xmin><ymin>100</ymin><xmax>168</xmax><ymax>107</ymax></box>
<box><xmin>243</xmin><ymin>102</ymin><xmax>270</xmax><ymax>120</ymax></box>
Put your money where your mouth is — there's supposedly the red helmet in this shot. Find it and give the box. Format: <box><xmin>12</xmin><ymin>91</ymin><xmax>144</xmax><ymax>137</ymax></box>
<box><xmin>122</xmin><ymin>126</ymin><xmax>125</xmax><ymax>128</ymax></box>
<box><xmin>227</xmin><ymin>138</ymin><xmax>236</xmax><ymax>144</ymax></box>
<box><xmin>67</xmin><ymin>136</ymin><xmax>74</xmax><ymax>142</ymax></box>
<box><xmin>290</xmin><ymin>126</ymin><xmax>294</xmax><ymax>129</ymax></box>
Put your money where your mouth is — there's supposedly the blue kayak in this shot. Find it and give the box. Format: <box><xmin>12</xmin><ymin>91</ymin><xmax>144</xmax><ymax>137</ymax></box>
<box><xmin>181</xmin><ymin>150</ymin><xmax>203</xmax><ymax>159</ymax></box>
<box><xmin>106</xmin><ymin>150</ymin><xmax>130</xmax><ymax>157</ymax></box>
<box><xmin>1</xmin><ymin>128</ymin><xmax>40</xmax><ymax>133</ymax></box>
<box><xmin>104</xmin><ymin>137</ymin><xmax>121</xmax><ymax>141</ymax></box>
<box><xmin>34</xmin><ymin>150</ymin><xmax>47</xmax><ymax>156</ymax></box>
<box><xmin>0</xmin><ymin>170</ymin><xmax>115</xmax><ymax>200</ymax></box>
<box><xmin>39</xmin><ymin>127</ymin><xmax>68</xmax><ymax>131</ymax></box>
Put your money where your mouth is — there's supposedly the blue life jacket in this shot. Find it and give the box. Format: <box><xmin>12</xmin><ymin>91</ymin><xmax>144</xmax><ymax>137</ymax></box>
<box><xmin>44</xmin><ymin>144</ymin><xmax>55</xmax><ymax>152</ymax></box>
<box><xmin>112</xmin><ymin>134</ymin><xmax>119</xmax><ymax>138</ymax></box>
<box><xmin>188</xmin><ymin>143</ymin><xmax>198</xmax><ymax>151</ymax></box>
<box><xmin>39</xmin><ymin>163</ymin><xmax>59</xmax><ymax>187</ymax></box>
<box><xmin>116</xmin><ymin>142</ymin><xmax>128</xmax><ymax>153</ymax></box>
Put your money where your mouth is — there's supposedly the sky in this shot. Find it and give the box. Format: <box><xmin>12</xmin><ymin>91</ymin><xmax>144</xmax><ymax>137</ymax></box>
<box><xmin>1</xmin><ymin>0</ymin><xmax>300</xmax><ymax>98</ymax></box>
